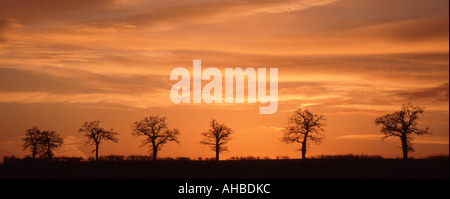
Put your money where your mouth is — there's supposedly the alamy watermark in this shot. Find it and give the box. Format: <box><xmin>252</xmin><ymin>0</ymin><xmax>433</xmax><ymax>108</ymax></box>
<box><xmin>170</xmin><ymin>60</ymin><xmax>278</xmax><ymax>114</ymax></box>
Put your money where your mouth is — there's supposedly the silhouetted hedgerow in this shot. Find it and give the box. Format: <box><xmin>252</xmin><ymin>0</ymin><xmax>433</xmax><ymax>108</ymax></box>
<box><xmin>126</xmin><ymin>155</ymin><xmax>153</xmax><ymax>162</ymax></box>
<box><xmin>228</xmin><ymin>156</ymin><xmax>271</xmax><ymax>161</ymax></box>
<box><xmin>2</xmin><ymin>156</ymin><xmax>84</xmax><ymax>164</ymax></box>
<box><xmin>426</xmin><ymin>155</ymin><xmax>449</xmax><ymax>160</ymax></box>
<box><xmin>312</xmin><ymin>154</ymin><xmax>383</xmax><ymax>160</ymax></box>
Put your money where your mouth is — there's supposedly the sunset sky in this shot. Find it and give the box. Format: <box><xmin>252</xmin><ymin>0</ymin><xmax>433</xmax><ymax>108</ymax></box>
<box><xmin>0</xmin><ymin>0</ymin><xmax>448</xmax><ymax>160</ymax></box>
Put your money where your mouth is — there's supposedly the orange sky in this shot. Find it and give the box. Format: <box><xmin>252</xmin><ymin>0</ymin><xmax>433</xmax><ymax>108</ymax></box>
<box><xmin>0</xmin><ymin>0</ymin><xmax>448</xmax><ymax>160</ymax></box>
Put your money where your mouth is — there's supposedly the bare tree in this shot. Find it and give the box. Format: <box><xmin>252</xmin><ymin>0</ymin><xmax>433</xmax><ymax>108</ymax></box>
<box><xmin>283</xmin><ymin>108</ymin><xmax>326</xmax><ymax>159</ymax></box>
<box><xmin>375</xmin><ymin>103</ymin><xmax>430</xmax><ymax>159</ymax></box>
<box><xmin>200</xmin><ymin>119</ymin><xmax>232</xmax><ymax>161</ymax></box>
<box><xmin>39</xmin><ymin>130</ymin><xmax>63</xmax><ymax>161</ymax></box>
<box><xmin>132</xmin><ymin>116</ymin><xmax>180</xmax><ymax>161</ymax></box>
<box><xmin>79</xmin><ymin>121</ymin><xmax>118</xmax><ymax>161</ymax></box>
<box><xmin>22</xmin><ymin>126</ymin><xmax>44</xmax><ymax>159</ymax></box>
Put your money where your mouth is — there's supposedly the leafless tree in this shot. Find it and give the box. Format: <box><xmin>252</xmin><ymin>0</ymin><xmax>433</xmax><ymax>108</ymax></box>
<box><xmin>39</xmin><ymin>130</ymin><xmax>63</xmax><ymax>161</ymax></box>
<box><xmin>79</xmin><ymin>121</ymin><xmax>118</xmax><ymax>161</ymax></box>
<box><xmin>283</xmin><ymin>108</ymin><xmax>326</xmax><ymax>159</ymax></box>
<box><xmin>375</xmin><ymin>103</ymin><xmax>430</xmax><ymax>159</ymax></box>
<box><xmin>131</xmin><ymin>116</ymin><xmax>180</xmax><ymax>161</ymax></box>
<box><xmin>200</xmin><ymin>119</ymin><xmax>232</xmax><ymax>161</ymax></box>
<box><xmin>23</xmin><ymin>126</ymin><xmax>44</xmax><ymax>159</ymax></box>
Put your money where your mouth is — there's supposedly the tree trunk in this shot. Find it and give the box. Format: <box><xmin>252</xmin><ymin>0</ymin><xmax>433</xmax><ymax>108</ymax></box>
<box><xmin>151</xmin><ymin>139</ymin><xmax>158</xmax><ymax>161</ymax></box>
<box><xmin>401</xmin><ymin>134</ymin><xmax>408</xmax><ymax>160</ymax></box>
<box><xmin>215</xmin><ymin>140</ymin><xmax>220</xmax><ymax>161</ymax></box>
<box><xmin>95</xmin><ymin>144</ymin><xmax>99</xmax><ymax>161</ymax></box>
<box><xmin>47</xmin><ymin>148</ymin><xmax>52</xmax><ymax>161</ymax></box>
<box><xmin>152</xmin><ymin>147</ymin><xmax>158</xmax><ymax>161</ymax></box>
<box><xmin>301</xmin><ymin>134</ymin><xmax>308</xmax><ymax>159</ymax></box>
<box><xmin>216</xmin><ymin>147</ymin><xmax>220</xmax><ymax>161</ymax></box>
<box><xmin>32</xmin><ymin>146</ymin><xmax>37</xmax><ymax>159</ymax></box>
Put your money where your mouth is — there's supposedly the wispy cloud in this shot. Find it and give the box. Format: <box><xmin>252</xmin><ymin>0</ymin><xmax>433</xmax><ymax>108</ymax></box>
<box><xmin>0</xmin><ymin>138</ymin><xmax>23</xmax><ymax>157</ymax></box>
<box><xmin>336</xmin><ymin>134</ymin><xmax>384</xmax><ymax>141</ymax></box>
<box><xmin>0</xmin><ymin>0</ymin><xmax>119</xmax><ymax>24</ymax></box>
<box><xmin>55</xmin><ymin>136</ymin><xmax>88</xmax><ymax>159</ymax></box>
<box><xmin>397</xmin><ymin>83</ymin><xmax>449</xmax><ymax>103</ymax></box>
<box><xmin>414</xmin><ymin>138</ymin><xmax>450</xmax><ymax>145</ymax></box>
<box><xmin>269</xmin><ymin>126</ymin><xmax>285</xmax><ymax>131</ymax></box>
<box><xmin>336</xmin><ymin>134</ymin><xmax>449</xmax><ymax>145</ymax></box>
<box><xmin>0</xmin><ymin>91</ymin><xmax>171</xmax><ymax>109</ymax></box>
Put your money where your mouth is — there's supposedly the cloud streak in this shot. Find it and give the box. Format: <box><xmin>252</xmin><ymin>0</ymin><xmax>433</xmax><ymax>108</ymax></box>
<box><xmin>0</xmin><ymin>0</ymin><xmax>119</xmax><ymax>23</ymax></box>
<box><xmin>0</xmin><ymin>91</ymin><xmax>171</xmax><ymax>109</ymax></box>
<box><xmin>56</xmin><ymin>136</ymin><xmax>88</xmax><ymax>159</ymax></box>
<box><xmin>336</xmin><ymin>134</ymin><xmax>449</xmax><ymax>145</ymax></box>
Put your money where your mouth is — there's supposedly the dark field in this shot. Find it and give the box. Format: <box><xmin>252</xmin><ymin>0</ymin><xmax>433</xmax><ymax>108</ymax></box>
<box><xmin>0</xmin><ymin>158</ymin><xmax>448</xmax><ymax>179</ymax></box>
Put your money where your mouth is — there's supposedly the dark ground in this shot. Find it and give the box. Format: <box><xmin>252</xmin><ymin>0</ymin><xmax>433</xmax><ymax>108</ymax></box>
<box><xmin>0</xmin><ymin>159</ymin><xmax>448</xmax><ymax>179</ymax></box>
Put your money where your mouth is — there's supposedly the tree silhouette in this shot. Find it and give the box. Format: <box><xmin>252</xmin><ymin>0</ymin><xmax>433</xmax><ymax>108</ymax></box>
<box><xmin>132</xmin><ymin>116</ymin><xmax>180</xmax><ymax>161</ymax></box>
<box><xmin>375</xmin><ymin>103</ymin><xmax>430</xmax><ymax>159</ymax></box>
<box><xmin>22</xmin><ymin>126</ymin><xmax>44</xmax><ymax>159</ymax></box>
<box><xmin>283</xmin><ymin>108</ymin><xmax>326</xmax><ymax>159</ymax></box>
<box><xmin>39</xmin><ymin>130</ymin><xmax>63</xmax><ymax>161</ymax></box>
<box><xmin>200</xmin><ymin>119</ymin><xmax>232</xmax><ymax>161</ymax></box>
<box><xmin>79</xmin><ymin>121</ymin><xmax>118</xmax><ymax>161</ymax></box>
